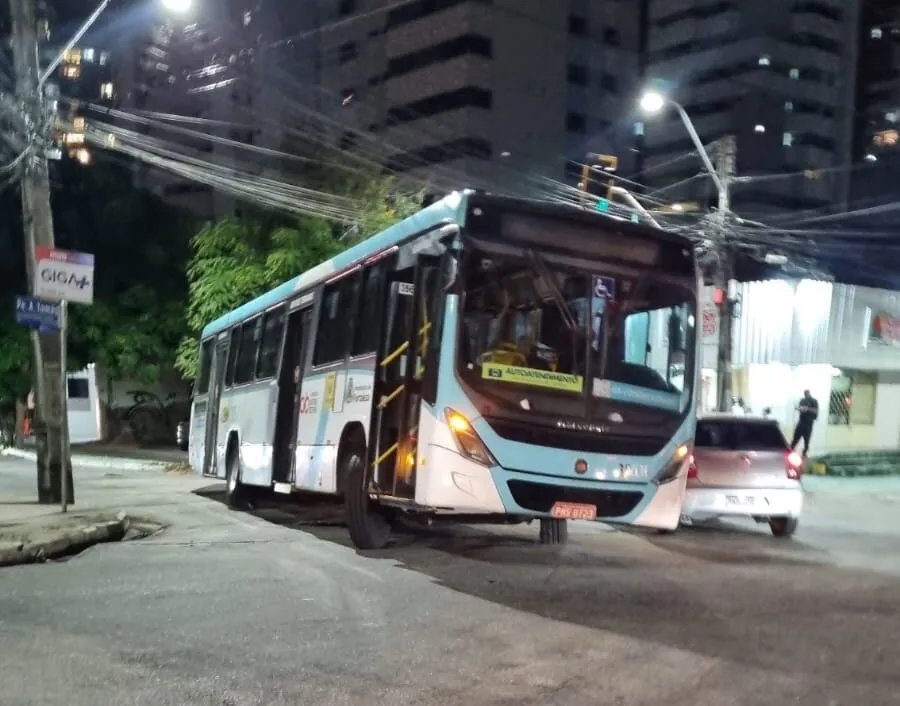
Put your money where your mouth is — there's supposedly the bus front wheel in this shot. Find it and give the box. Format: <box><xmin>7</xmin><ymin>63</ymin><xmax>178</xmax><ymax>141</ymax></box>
<box><xmin>344</xmin><ymin>445</ymin><xmax>392</xmax><ymax>550</ymax></box>
<box><xmin>539</xmin><ymin>518</ymin><xmax>568</xmax><ymax>545</ymax></box>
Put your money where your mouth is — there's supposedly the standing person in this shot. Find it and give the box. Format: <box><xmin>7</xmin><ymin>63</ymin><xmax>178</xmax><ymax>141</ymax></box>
<box><xmin>791</xmin><ymin>390</ymin><xmax>819</xmax><ymax>457</ymax></box>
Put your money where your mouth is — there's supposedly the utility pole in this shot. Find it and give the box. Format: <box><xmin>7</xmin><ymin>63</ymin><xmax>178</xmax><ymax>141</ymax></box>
<box><xmin>711</xmin><ymin>135</ymin><xmax>737</xmax><ymax>413</ymax></box>
<box><xmin>9</xmin><ymin>0</ymin><xmax>73</xmax><ymax>504</ymax></box>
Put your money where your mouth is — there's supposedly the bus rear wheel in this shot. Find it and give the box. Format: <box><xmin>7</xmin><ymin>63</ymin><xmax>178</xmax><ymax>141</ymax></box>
<box><xmin>225</xmin><ymin>445</ymin><xmax>247</xmax><ymax>509</ymax></box>
<box><xmin>539</xmin><ymin>518</ymin><xmax>568</xmax><ymax>545</ymax></box>
<box><xmin>344</xmin><ymin>445</ymin><xmax>392</xmax><ymax>550</ymax></box>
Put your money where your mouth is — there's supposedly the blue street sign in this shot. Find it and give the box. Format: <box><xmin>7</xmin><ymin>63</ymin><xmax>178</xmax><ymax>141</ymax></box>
<box><xmin>15</xmin><ymin>295</ymin><xmax>60</xmax><ymax>332</ymax></box>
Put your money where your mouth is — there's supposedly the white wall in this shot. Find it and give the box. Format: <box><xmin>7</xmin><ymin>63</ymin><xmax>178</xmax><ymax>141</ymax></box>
<box><xmin>830</xmin><ymin>285</ymin><xmax>900</xmax><ymax>370</ymax></box>
<box><xmin>699</xmin><ymin>280</ymin><xmax>900</xmax><ymax>452</ymax></box>
<box><xmin>713</xmin><ymin>280</ymin><xmax>900</xmax><ymax>371</ymax></box>
<box><xmin>67</xmin><ymin>366</ymin><xmax>102</xmax><ymax>445</ymax></box>
<box><xmin>874</xmin><ymin>371</ymin><xmax>900</xmax><ymax>449</ymax></box>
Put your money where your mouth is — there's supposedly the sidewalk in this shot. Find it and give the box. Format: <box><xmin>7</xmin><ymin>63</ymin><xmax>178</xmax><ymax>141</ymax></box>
<box><xmin>0</xmin><ymin>453</ymin><xmax>209</xmax><ymax>567</ymax></box>
<box><xmin>2</xmin><ymin>443</ymin><xmax>186</xmax><ymax>471</ymax></box>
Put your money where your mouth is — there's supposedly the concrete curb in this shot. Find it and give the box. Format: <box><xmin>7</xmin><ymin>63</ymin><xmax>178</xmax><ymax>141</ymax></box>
<box><xmin>1</xmin><ymin>447</ymin><xmax>169</xmax><ymax>471</ymax></box>
<box><xmin>807</xmin><ymin>460</ymin><xmax>900</xmax><ymax>478</ymax></box>
<box><xmin>0</xmin><ymin>513</ymin><xmax>164</xmax><ymax>567</ymax></box>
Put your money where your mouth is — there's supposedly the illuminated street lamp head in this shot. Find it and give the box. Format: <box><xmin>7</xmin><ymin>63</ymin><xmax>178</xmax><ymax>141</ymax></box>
<box><xmin>639</xmin><ymin>91</ymin><xmax>666</xmax><ymax>115</ymax></box>
<box><xmin>162</xmin><ymin>0</ymin><xmax>193</xmax><ymax>13</ymax></box>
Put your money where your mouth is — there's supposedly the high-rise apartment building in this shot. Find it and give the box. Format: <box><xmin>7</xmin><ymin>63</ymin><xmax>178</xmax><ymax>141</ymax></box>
<box><xmin>851</xmin><ymin>0</ymin><xmax>900</xmax><ymax>208</ymax></box>
<box><xmin>641</xmin><ymin>0</ymin><xmax>860</xmax><ymax>218</ymax></box>
<box><xmin>307</xmin><ymin>0</ymin><xmax>643</xmax><ymax>196</ymax></box>
<box><xmin>857</xmin><ymin>0</ymin><xmax>900</xmax><ymax>154</ymax></box>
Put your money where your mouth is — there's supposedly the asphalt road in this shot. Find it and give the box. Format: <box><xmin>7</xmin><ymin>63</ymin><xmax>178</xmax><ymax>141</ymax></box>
<box><xmin>1</xmin><ymin>458</ymin><xmax>898</xmax><ymax>705</ymax></box>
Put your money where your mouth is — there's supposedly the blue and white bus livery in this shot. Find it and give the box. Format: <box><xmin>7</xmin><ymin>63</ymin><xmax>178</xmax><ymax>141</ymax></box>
<box><xmin>187</xmin><ymin>191</ymin><xmax>700</xmax><ymax>549</ymax></box>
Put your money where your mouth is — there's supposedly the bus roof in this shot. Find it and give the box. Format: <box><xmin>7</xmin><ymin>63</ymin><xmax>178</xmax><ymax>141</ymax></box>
<box><xmin>200</xmin><ymin>191</ymin><xmax>470</xmax><ymax>339</ymax></box>
<box><xmin>199</xmin><ymin>191</ymin><xmax>694</xmax><ymax>340</ymax></box>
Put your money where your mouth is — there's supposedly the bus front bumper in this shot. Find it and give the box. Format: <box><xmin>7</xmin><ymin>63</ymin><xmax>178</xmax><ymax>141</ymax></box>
<box><xmin>420</xmin><ymin>445</ymin><xmax>685</xmax><ymax>529</ymax></box>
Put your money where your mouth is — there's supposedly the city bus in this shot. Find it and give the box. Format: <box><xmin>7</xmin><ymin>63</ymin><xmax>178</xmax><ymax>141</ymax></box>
<box><xmin>187</xmin><ymin>191</ymin><xmax>700</xmax><ymax>549</ymax></box>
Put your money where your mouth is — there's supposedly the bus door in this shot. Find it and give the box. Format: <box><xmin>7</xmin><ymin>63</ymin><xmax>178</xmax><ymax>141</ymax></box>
<box><xmin>272</xmin><ymin>305</ymin><xmax>311</xmax><ymax>485</ymax></box>
<box><xmin>203</xmin><ymin>334</ymin><xmax>230</xmax><ymax>477</ymax></box>
<box><xmin>371</xmin><ymin>256</ymin><xmax>441</xmax><ymax>499</ymax></box>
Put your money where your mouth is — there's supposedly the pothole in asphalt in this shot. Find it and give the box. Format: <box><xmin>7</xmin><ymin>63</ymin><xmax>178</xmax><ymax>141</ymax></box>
<box><xmin>0</xmin><ymin>515</ymin><xmax>166</xmax><ymax>567</ymax></box>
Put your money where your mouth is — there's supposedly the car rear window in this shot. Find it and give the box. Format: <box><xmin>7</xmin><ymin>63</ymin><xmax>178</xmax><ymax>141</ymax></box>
<box><xmin>695</xmin><ymin>420</ymin><xmax>787</xmax><ymax>450</ymax></box>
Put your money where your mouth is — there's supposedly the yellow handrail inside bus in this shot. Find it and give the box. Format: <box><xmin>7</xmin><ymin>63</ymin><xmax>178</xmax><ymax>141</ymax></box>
<box><xmin>373</xmin><ymin>442</ymin><xmax>398</xmax><ymax>468</ymax></box>
<box><xmin>380</xmin><ymin>321</ymin><xmax>432</xmax><ymax>368</ymax></box>
<box><xmin>377</xmin><ymin>383</ymin><xmax>405</xmax><ymax>410</ymax></box>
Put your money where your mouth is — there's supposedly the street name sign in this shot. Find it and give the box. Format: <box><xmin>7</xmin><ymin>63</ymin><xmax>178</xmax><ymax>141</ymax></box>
<box><xmin>14</xmin><ymin>295</ymin><xmax>61</xmax><ymax>332</ymax></box>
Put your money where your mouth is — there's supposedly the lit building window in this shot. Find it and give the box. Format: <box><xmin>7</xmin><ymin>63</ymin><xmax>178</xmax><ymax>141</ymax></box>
<box><xmin>100</xmin><ymin>82</ymin><xmax>114</xmax><ymax>99</ymax></box>
<box><xmin>634</xmin><ymin>121</ymin><xmax>644</xmax><ymax>136</ymax></box>
<box><xmin>871</xmin><ymin>27</ymin><xmax>883</xmax><ymax>39</ymax></box>
<box><xmin>789</xmin><ymin>68</ymin><xmax>800</xmax><ymax>79</ymax></box>
<box><xmin>783</xmin><ymin>132</ymin><xmax>793</xmax><ymax>147</ymax></box>
<box><xmin>64</xmin><ymin>49</ymin><xmax>81</xmax><ymax>64</ymax></box>
<box><xmin>62</xmin><ymin>65</ymin><xmax>81</xmax><ymax>79</ymax></box>
<box><xmin>83</xmin><ymin>48</ymin><xmax>95</xmax><ymax>62</ymax></box>
<box><xmin>785</xmin><ymin>101</ymin><xmax>794</xmax><ymax>112</ymax></box>
<box><xmin>72</xmin><ymin>116</ymin><xmax>85</xmax><ymax>131</ymax></box>
<box><xmin>99</xmin><ymin>52</ymin><xmax>110</xmax><ymax>66</ymax></box>
<box><xmin>243</xmin><ymin>11</ymin><xmax>252</xmax><ymax>26</ymax></box>
<box><xmin>887</xmin><ymin>112</ymin><xmax>898</xmax><ymax>124</ymax></box>
<box><xmin>873</xmin><ymin>129</ymin><xmax>898</xmax><ymax>147</ymax></box>
<box><xmin>758</xmin><ymin>55</ymin><xmax>770</xmax><ymax>66</ymax></box>
<box><xmin>754</xmin><ymin>124</ymin><xmax>766</xmax><ymax>134</ymax></box>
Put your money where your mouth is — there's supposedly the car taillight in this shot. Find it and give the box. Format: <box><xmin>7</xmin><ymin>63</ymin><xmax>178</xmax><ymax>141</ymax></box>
<box><xmin>786</xmin><ymin>450</ymin><xmax>803</xmax><ymax>480</ymax></box>
<box><xmin>687</xmin><ymin>454</ymin><xmax>699</xmax><ymax>480</ymax></box>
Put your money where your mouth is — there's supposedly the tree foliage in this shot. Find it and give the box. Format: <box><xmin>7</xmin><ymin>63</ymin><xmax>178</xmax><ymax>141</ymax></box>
<box><xmin>175</xmin><ymin>174</ymin><xmax>423</xmax><ymax>379</ymax></box>
<box><xmin>0</xmin><ymin>155</ymin><xmax>196</xmax><ymax>400</ymax></box>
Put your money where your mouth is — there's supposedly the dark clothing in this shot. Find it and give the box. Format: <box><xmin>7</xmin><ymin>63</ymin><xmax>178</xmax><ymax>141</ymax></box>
<box><xmin>798</xmin><ymin>395</ymin><xmax>819</xmax><ymax>424</ymax></box>
<box><xmin>791</xmin><ymin>422</ymin><xmax>813</xmax><ymax>456</ymax></box>
<box><xmin>792</xmin><ymin>395</ymin><xmax>819</xmax><ymax>456</ymax></box>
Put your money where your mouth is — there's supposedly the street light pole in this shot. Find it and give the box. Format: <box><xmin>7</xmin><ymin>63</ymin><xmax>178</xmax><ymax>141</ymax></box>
<box><xmin>640</xmin><ymin>91</ymin><xmax>736</xmax><ymax>412</ymax></box>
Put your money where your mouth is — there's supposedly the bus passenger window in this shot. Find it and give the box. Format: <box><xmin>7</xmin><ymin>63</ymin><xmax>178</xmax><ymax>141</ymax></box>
<box><xmin>353</xmin><ymin>262</ymin><xmax>388</xmax><ymax>356</ymax></box>
<box><xmin>225</xmin><ymin>328</ymin><xmax>240</xmax><ymax>388</ymax></box>
<box><xmin>196</xmin><ymin>339</ymin><xmax>213</xmax><ymax>393</ymax></box>
<box><xmin>314</xmin><ymin>275</ymin><xmax>359</xmax><ymax>365</ymax></box>
<box><xmin>234</xmin><ymin>317</ymin><xmax>261</xmax><ymax>384</ymax></box>
<box><xmin>256</xmin><ymin>306</ymin><xmax>286</xmax><ymax>379</ymax></box>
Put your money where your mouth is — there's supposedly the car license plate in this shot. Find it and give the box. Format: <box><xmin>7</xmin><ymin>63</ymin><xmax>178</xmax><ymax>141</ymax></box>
<box><xmin>550</xmin><ymin>502</ymin><xmax>597</xmax><ymax>520</ymax></box>
<box><xmin>726</xmin><ymin>495</ymin><xmax>755</xmax><ymax>506</ymax></box>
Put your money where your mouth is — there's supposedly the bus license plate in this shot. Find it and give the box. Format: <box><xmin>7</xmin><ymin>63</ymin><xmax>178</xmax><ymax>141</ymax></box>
<box><xmin>551</xmin><ymin>502</ymin><xmax>597</xmax><ymax>520</ymax></box>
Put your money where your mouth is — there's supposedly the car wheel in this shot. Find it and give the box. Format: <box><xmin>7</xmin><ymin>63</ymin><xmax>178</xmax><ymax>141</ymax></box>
<box><xmin>344</xmin><ymin>444</ymin><xmax>392</xmax><ymax>550</ymax></box>
<box><xmin>769</xmin><ymin>516</ymin><xmax>798</xmax><ymax>538</ymax></box>
<box><xmin>539</xmin><ymin>518</ymin><xmax>568</xmax><ymax>545</ymax></box>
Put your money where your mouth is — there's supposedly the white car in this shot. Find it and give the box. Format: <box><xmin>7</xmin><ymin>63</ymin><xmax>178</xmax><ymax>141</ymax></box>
<box><xmin>682</xmin><ymin>415</ymin><xmax>804</xmax><ymax>537</ymax></box>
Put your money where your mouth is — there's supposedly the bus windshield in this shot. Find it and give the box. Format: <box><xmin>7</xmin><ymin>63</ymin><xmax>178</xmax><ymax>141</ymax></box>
<box><xmin>458</xmin><ymin>247</ymin><xmax>696</xmax><ymax>420</ymax></box>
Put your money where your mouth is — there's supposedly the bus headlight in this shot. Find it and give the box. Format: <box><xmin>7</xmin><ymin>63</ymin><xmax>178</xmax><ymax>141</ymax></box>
<box><xmin>445</xmin><ymin>409</ymin><xmax>496</xmax><ymax>467</ymax></box>
<box><xmin>655</xmin><ymin>443</ymin><xmax>691</xmax><ymax>485</ymax></box>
